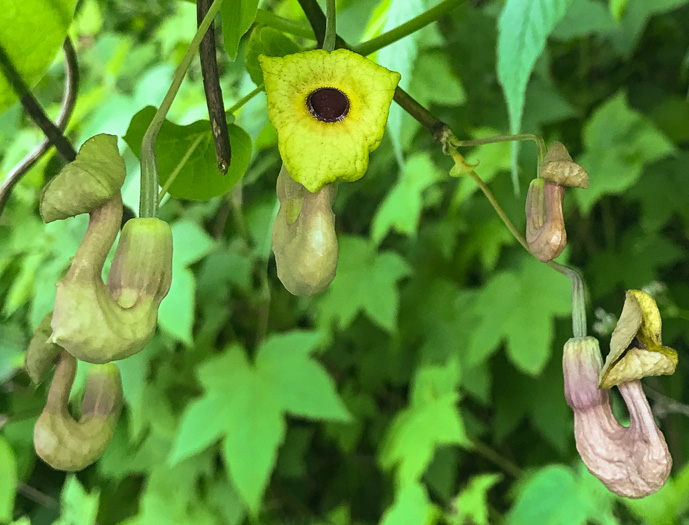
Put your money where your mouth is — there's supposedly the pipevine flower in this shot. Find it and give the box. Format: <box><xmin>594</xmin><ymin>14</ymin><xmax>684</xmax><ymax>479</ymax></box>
<box><xmin>563</xmin><ymin>289</ymin><xmax>679</xmax><ymax>498</ymax></box>
<box><xmin>563</xmin><ymin>336</ymin><xmax>672</xmax><ymax>498</ymax></box>
<box><xmin>33</xmin><ymin>351</ymin><xmax>122</xmax><ymax>471</ymax></box>
<box><xmin>259</xmin><ymin>49</ymin><xmax>400</xmax><ymax>192</ymax></box>
<box><xmin>38</xmin><ymin>133</ymin><xmax>173</xmax><ymax>363</ymax></box>
<box><xmin>525</xmin><ymin>142</ymin><xmax>588</xmax><ymax>262</ymax></box>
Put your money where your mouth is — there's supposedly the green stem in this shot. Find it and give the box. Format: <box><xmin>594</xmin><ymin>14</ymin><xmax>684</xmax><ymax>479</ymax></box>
<box><xmin>227</xmin><ymin>84</ymin><xmax>264</xmax><ymax>114</ymax></box>
<box><xmin>546</xmin><ymin>261</ymin><xmax>587</xmax><ymax>338</ymax></box>
<box><xmin>353</xmin><ymin>0</ymin><xmax>465</xmax><ymax>56</ymax></box>
<box><xmin>393</xmin><ymin>87</ymin><xmax>447</xmax><ymax>140</ymax></box>
<box><xmin>255</xmin><ymin>8</ymin><xmax>315</xmax><ymax>39</ymax></box>
<box><xmin>469</xmin><ymin>170</ymin><xmax>587</xmax><ymax>338</ymax></box>
<box><xmin>456</xmin><ymin>133</ymin><xmax>547</xmax><ymax>166</ymax></box>
<box><xmin>323</xmin><ymin>0</ymin><xmax>337</xmax><ymax>52</ymax></box>
<box><xmin>139</xmin><ymin>0</ymin><xmax>226</xmax><ymax>218</ymax></box>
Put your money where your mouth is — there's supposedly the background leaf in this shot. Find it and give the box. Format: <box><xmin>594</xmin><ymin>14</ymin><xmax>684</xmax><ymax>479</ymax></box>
<box><xmin>124</xmin><ymin>106</ymin><xmax>252</xmax><ymax>201</ymax></box>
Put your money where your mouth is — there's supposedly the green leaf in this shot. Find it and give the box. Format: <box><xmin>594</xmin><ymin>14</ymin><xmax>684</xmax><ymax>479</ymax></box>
<box><xmin>0</xmin><ymin>323</ymin><xmax>25</xmax><ymax>383</ymax></box>
<box><xmin>244</xmin><ymin>26</ymin><xmax>300</xmax><ymax>86</ymax></box>
<box><xmin>317</xmin><ymin>236</ymin><xmax>411</xmax><ymax>333</ymax></box>
<box><xmin>0</xmin><ymin>0</ymin><xmax>77</xmax><ymax>113</ymax></box>
<box><xmin>377</xmin><ymin>0</ymin><xmax>425</xmax><ymax>164</ymax></box>
<box><xmin>497</xmin><ymin>0</ymin><xmax>573</xmax><ymax>133</ymax></box>
<box><xmin>221</xmin><ymin>0</ymin><xmax>259</xmax><ymax>61</ymax></box>
<box><xmin>0</xmin><ymin>436</ymin><xmax>16</xmax><ymax>523</ymax></box>
<box><xmin>408</xmin><ymin>50</ymin><xmax>466</xmax><ymax>107</ymax></box>
<box><xmin>449</xmin><ymin>473</ymin><xmax>502</xmax><ymax>525</ymax></box>
<box><xmin>380</xmin><ymin>362</ymin><xmax>469</xmax><ymax>484</ymax></box>
<box><xmin>607</xmin><ymin>0</ymin><xmax>689</xmax><ymax>57</ymax></box>
<box><xmin>124</xmin><ymin>106</ymin><xmax>252</xmax><ymax>201</ymax></box>
<box><xmin>380</xmin><ymin>482</ymin><xmax>433</xmax><ymax>525</ymax></box>
<box><xmin>170</xmin><ymin>220</ymin><xmax>216</xmax><ymax>268</ymax></box>
<box><xmin>255</xmin><ymin>331</ymin><xmax>351</xmax><ymax>422</ymax></box>
<box><xmin>466</xmin><ymin>256</ymin><xmax>571</xmax><ymax>375</ymax></box>
<box><xmin>171</xmin><ymin>335</ymin><xmax>349</xmax><ymax>515</ymax></box>
<box><xmin>158</xmin><ymin>266</ymin><xmax>195</xmax><ymax>345</ymax></box>
<box><xmin>54</xmin><ymin>475</ymin><xmax>100</xmax><ymax>525</ymax></box>
<box><xmin>575</xmin><ymin>92</ymin><xmax>675</xmax><ymax>214</ymax></box>
<box><xmin>371</xmin><ymin>153</ymin><xmax>442</xmax><ymax>244</ymax></box>
<box><xmin>551</xmin><ymin>0</ymin><xmax>616</xmax><ymax>40</ymax></box>
<box><xmin>507</xmin><ymin>464</ymin><xmax>617</xmax><ymax>525</ymax></box>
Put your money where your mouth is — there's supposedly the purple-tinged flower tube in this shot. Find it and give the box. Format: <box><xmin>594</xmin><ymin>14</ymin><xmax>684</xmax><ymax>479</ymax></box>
<box><xmin>563</xmin><ymin>336</ymin><xmax>672</xmax><ymax>498</ymax></box>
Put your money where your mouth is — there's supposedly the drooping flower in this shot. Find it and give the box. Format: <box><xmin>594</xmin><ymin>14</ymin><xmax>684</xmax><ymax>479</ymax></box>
<box><xmin>525</xmin><ymin>142</ymin><xmax>588</xmax><ymax>262</ymax></box>
<box><xmin>563</xmin><ymin>336</ymin><xmax>672</xmax><ymax>498</ymax></box>
<box><xmin>599</xmin><ymin>289</ymin><xmax>677</xmax><ymax>389</ymax></box>
<box><xmin>259</xmin><ymin>49</ymin><xmax>400</xmax><ymax>193</ymax></box>
<box><xmin>272</xmin><ymin>166</ymin><xmax>338</xmax><ymax>296</ymax></box>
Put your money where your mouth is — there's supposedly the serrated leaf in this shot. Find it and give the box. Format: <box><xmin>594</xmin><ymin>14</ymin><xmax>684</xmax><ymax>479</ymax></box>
<box><xmin>467</xmin><ymin>256</ymin><xmax>571</xmax><ymax>375</ymax></box>
<box><xmin>450</xmin><ymin>473</ymin><xmax>502</xmax><ymax>525</ymax></box>
<box><xmin>317</xmin><ymin>236</ymin><xmax>411</xmax><ymax>333</ymax></box>
<box><xmin>497</xmin><ymin>0</ymin><xmax>573</xmax><ymax>134</ymax></box>
<box><xmin>371</xmin><ymin>153</ymin><xmax>442</xmax><ymax>244</ymax></box>
<box><xmin>0</xmin><ymin>436</ymin><xmax>16</xmax><ymax>523</ymax></box>
<box><xmin>124</xmin><ymin>106</ymin><xmax>252</xmax><ymax>201</ymax></box>
<box><xmin>380</xmin><ymin>482</ymin><xmax>432</xmax><ymax>525</ymax></box>
<box><xmin>0</xmin><ymin>0</ymin><xmax>77</xmax><ymax>113</ymax></box>
<box><xmin>255</xmin><ymin>331</ymin><xmax>351</xmax><ymax>422</ymax></box>
<box><xmin>54</xmin><ymin>476</ymin><xmax>100</xmax><ymax>525</ymax></box>
<box><xmin>171</xmin><ymin>334</ymin><xmax>349</xmax><ymax>515</ymax></box>
<box><xmin>380</xmin><ymin>363</ymin><xmax>469</xmax><ymax>484</ymax></box>
<box><xmin>221</xmin><ymin>0</ymin><xmax>259</xmax><ymax>61</ymax></box>
<box><xmin>575</xmin><ymin>92</ymin><xmax>674</xmax><ymax>213</ymax></box>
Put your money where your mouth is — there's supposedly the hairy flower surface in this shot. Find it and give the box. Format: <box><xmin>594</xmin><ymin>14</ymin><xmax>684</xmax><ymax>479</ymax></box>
<box><xmin>599</xmin><ymin>290</ymin><xmax>677</xmax><ymax>389</ymax></box>
<box><xmin>563</xmin><ymin>336</ymin><xmax>672</xmax><ymax>498</ymax></box>
<box><xmin>260</xmin><ymin>49</ymin><xmax>400</xmax><ymax>192</ymax></box>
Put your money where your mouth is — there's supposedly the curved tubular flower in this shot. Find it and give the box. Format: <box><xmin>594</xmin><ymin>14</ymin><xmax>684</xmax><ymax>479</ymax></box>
<box><xmin>525</xmin><ymin>142</ymin><xmax>589</xmax><ymax>262</ymax></box>
<box><xmin>34</xmin><ymin>351</ymin><xmax>122</xmax><ymax>472</ymax></box>
<box><xmin>272</xmin><ymin>166</ymin><xmax>338</xmax><ymax>296</ymax></box>
<box><xmin>525</xmin><ymin>178</ymin><xmax>566</xmax><ymax>262</ymax></box>
<box><xmin>260</xmin><ymin>49</ymin><xmax>400</xmax><ymax>192</ymax></box>
<box><xmin>563</xmin><ymin>337</ymin><xmax>672</xmax><ymax>498</ymax></box>
<box><xmin>51</xmin><ymin>195</ymin><xmax>173</xmax><ymax>364</ymax></box>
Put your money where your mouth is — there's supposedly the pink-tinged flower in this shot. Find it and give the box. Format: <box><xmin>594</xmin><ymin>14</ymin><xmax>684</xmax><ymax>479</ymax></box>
<box><xmin>563</xmin><ymin>336</ymin><xmax>672</xmax><ymax>498</ymax></box>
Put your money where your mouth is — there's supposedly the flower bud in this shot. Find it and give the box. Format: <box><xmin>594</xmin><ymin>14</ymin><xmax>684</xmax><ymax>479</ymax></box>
<box><xmin>34</xmin><ymin>352</ymin><xmax>122</xmax><ymax>471</ymax></box>
<box><xmin>272</xmin><ymin>166</ymin><xmax>338</xmax><ymax>296</ymax></box>
<box><xmin>525</xmin><ymin>178</ymin><xmax>566</xmax><ymax>262</ymax></box>
<box><xmin>51</xmin><ymin>196</ymin><xmax>173</xmax><ymax>363</ymax></box>
<box><xmin>40</xmin><ymin>134</ymin><xmax>126</xmax><ymax>223</ymax></box>
<box><xmin>563</xmin><ymin>337</ymin><xmax>672</xmax><ymax>498</ymax></box>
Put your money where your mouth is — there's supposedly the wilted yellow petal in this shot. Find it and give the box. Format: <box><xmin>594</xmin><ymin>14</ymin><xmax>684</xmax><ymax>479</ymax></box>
<box><xmin>599</xmin><ymin>290</ymin><xmax>678</xmax><ymax>388</ymax></box>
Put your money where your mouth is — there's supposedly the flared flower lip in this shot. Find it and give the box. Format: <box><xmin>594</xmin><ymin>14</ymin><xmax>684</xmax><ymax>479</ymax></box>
<box><xmin>260</xmin><ymin>49</ymin><xmax>401</xmax><ymax>193</ymax></box>
<box><xmin>599</xmin><ymin>290</ymin><xmax>678</xmax><ymax>389</ymax></box>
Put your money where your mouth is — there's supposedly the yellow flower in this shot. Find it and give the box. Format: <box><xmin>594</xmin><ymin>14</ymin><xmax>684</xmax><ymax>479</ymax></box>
<box><xmin>260</xmin><ymin>49</ymin><xmax>400</xmax><ymax>192</ymax></box>
<box><xmin>599</xmin><ymin>290</ymin><xmax>678</xmax><ymax>389</ymax></box>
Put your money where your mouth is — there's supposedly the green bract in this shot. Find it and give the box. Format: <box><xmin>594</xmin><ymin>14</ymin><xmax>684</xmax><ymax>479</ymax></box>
<box><xmin>260</xmin><ymin>49</ymin><xmax>400</xmax><ymax>192</ymax></box>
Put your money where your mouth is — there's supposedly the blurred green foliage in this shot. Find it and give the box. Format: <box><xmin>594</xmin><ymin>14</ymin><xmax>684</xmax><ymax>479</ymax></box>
<box><xmin>1</xmin><ymin>0</ymin><xmax>689</xmax><ymax>523</ymax></box>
